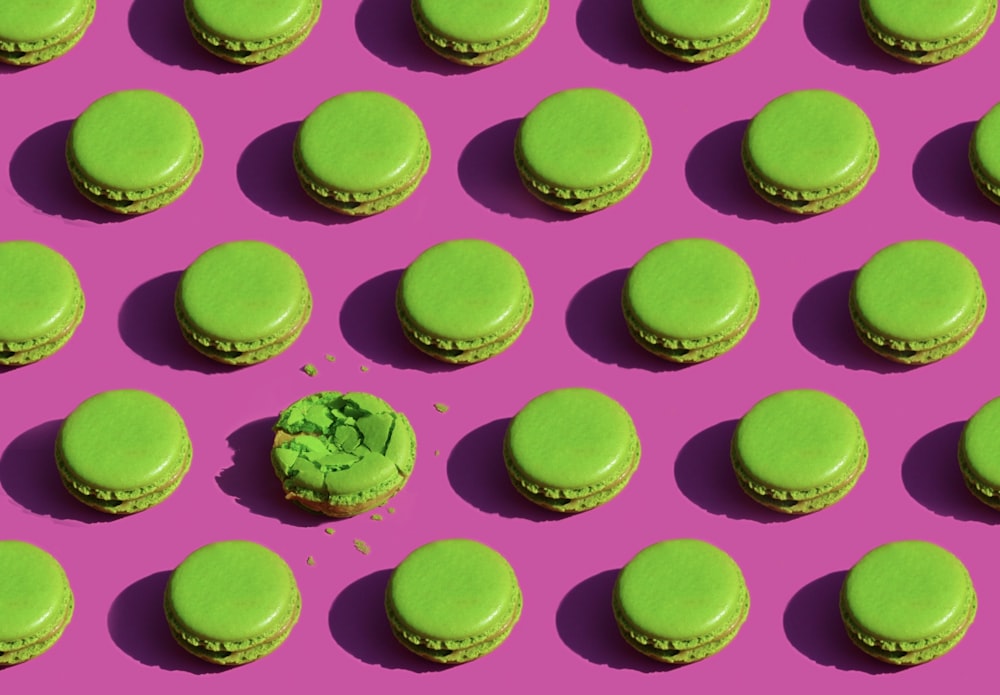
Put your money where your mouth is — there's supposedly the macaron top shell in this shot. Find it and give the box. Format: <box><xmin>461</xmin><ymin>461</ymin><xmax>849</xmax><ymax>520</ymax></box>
<box><xmin>0</xmin><ymin>541</ymin><xmax>71</xmax><ymax>648</ymax></box>
<box><xmin>414</xmin><ymin>0</ymin><xmax>541</xmax><ymax>44</ymax></box>
<box><xmin>851</xmin><ymin>240</ymin><xmax>982</xmax><ymax>344</ymax></box>
<box><xmin>0</xmin><ymin>0</ymin><xmax>90</xmax><ymax>43</ymax></box>
<box><xmin>0</xmin><ymin>241</ymin><xmax>80</xmax><ymax>348</ymax></box>
<box><xmin>185</xmin><ymin>0</ymin><xmax>316</xmax><ymax>43</ymax></box>
<box><xmin>635</xmin><ymin>0</ymin><xmax>762</xmax><ymax>42</ymax></box>
<box><xmin>961</xmin><ymin>396</ymin><xmax>1000</xmax><ymax>488</ymax></box>
<box><xmin>862</xmin><ymin>0</ymin><xmax>993</xmax><ymax>43</ymax></box>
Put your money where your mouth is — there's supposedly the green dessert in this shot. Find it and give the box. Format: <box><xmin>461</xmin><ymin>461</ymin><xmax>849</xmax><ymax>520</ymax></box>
<box><xmin>632</xmin><ymin>0</ymin><xmax>769</xmax><ymax>63</ymax></box>
<box><xmin>860</xmin><ymin>0</ymin><xmax>997</xmax><ymax>64</ymax></box>
<box><xmin>959</xmin><ymin>396</ymin><xmax>1000</xmax><ymax>508</ymax></box>
<box><xmin>504</xmin><ymin>388</ymin><xmax>641</xmax><ymax>512</ymax></box>
<box><xmin>970</xmin><ymin>101</ymin><xmax>1000</xmax><ymax>206</ymax></box>
<box><xmin>0</xmin><ymin>241</ymin><xmax>85</xmax><ymax>367</ymax></box>
<box><xmin>184</xmin><ymin>0</ymin><xmax>321</xmax><ymax>65</ymax></box>
<box><xmin>515</xmin><ymin>88</ymin><xmax>652</xmax><ymax>213</ymax></box>
<box><xmin>613</xmin><ymin>539</ymin><xmax>749</xmax><ymax>663</ymax></box>
<box><xmin>742</xmin><ymin>89</ymin><xmax>878</xmax><ymax>214</ymax></box>
<box><xmin>385</xmin><ymin>539</ymin><xmax>522</xmax><ymax>663</ymax></box>
<box><xmin>55</xmin><ymin>389</ymin><xmax>193</xmax><ymax>514</ymax></box>
<box><xmin>175</xmin><ymin>240</ymin><xmax>312</xmax><ymax>366</ymax></box>
<box><xmin>850</xmin><ymin>240</ymin><xmax>986</xmax><ymax>364</ymax></box>
<box><xmin>271</xmin><ymin>391</ymin><xmax>416</xmax><ymax>517</ymax></box>
<box><xmin>66</xmin><ymin>90</ymin><xmax>204</xmax><ymax>214</ymax></box>
<box><xmin>396</xmin><ymin>239</ymin><xmax>533</xmax><ymax>364</ymax></box>
<box><xmin>411</xmin><ymin>0</ymin><xmax>549</xmax><ymax>66</ymax></box>
<box><xmin>0</xmin><ymin>0</ymin><xmax>94</xmax><ymax>65</ymax></box>
<box><xmin>841</xmin><ymin>540</ymin><xmax>977</xmax><ymax>664</ymax></box>
<box><xmin>731</xmin><ymin>389</ymin><xmax>868</xmax><ymax>514</ymax></box>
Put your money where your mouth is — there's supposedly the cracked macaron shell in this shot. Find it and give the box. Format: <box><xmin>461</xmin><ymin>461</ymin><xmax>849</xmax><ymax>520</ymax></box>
<box><xmin>184</xmin><ymin>0</ymin><xmax>321</xmax><ymax>64</ymax></box>
<box><xmin>164</xmin><ymin>540</ymin><xmax>301</xmax><ymax>665</ymax></box>
<box><xmin>271</xmin><ymin>391</ymin><xmax>416</xmax><ymax>516</ymax></box>
<box><xmin>504</xmin><ymin>388</ymin><xmax>640</xmax><ymax>512</ymax></box>
<box><xmin>55</xmin><ymin>389</ymin><xmax>192</xmax><ymax>514</ymax></box>
<box><xmin>411</xmin><ymin>0</ymin><xmax>548</xmax><ymax>65</ymax></box>
<box><xmin>385</xmin><ymin>539</ymin><xmax>522</xmax><ymax>663</ymax></box>
<box><xmin>959</xmin><ymin>396</ymin><xmax>1000</xmax><ymax>508</ymax></box>
<box><xmin>632</xmin><ymin>0</ymin><xmax>769</xmax><ymax>62</ymax></box>
<box><xmin>0</xmin><ymin>0</ymin><xmax>94</xmax><ymax>65</ymax></box>
<box><xmin>861</xmin><ymin>0</ymin><xmax>996</xmax><ymax>64</ymax></box>
<box><xmin>841</xmin><ymin>540</ymin><xmax>976</xmax><ymax>665</ymax></box>
<box><xmin>970</xmin><ymin>101</ymin><xmax>1000</xmax><ymax>205</ymax></box>
<box><xmin>613</xmin><ymin>539</ymin><xmax>749</xmax><ymax>663</ymax></box>
<box><xmin>0</xmin><ymin>241</ymin><xmax>84</xmax><ymax>366</ymax></box>
<box><xmin>0</xmin><ymin>541</ymin><xmax>74</xmax><ymax>666</ymax></box>
<box><xmin>396</xmin><ymin>239</ymin><xmax>533</xmax><ymax>364</ymax></box>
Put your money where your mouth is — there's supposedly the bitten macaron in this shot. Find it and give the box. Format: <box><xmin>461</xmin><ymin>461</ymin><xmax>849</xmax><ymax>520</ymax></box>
<box><xmin>742</xmin><ymin>89</ymin><xmax>878</xmax><ymax>214</ymax></box>
<box><xmin>614</xmin><ymin>539</ymin><xmax>749</xmax><ymax>663</ymax></box>
<box><xmin>175</xmin><ymin>240</ymin><xmax>312</xmax><ymax>365</ymax></box>
<box><xmin>396</xmin><ymin>239</ymin><xmax>533</xmax><ymax>364</ymax></box>
<box><xmin>970</xmin><ymin>101</ymin><xmax>1000</xmax><ymax>206</ymax></box>
<box><xmin>385</xmin><ymin>539</ymin><xmax>522</xmax><ymax>663</ymax></box>
<box><xmin>515</xmin><ymin>88</ymin><xmax>651</xmax><ymax>213</ymax></box>
<box><xmin>184</xmin><ymin>0</ymin><xmax>321</xmax><ymax>65</ymax></box>
<box><xmin>622</xmin><ymin>238</ymin><xmax>758</xmax><ymax>363</ymax></box>
<box><xmin>66</xmin><ymin>90</ymin><xmax>204</xmax><ymax>214</ymax></box>
<box><xmin>860</xmin><ymin>0</ymin><xmax>997</xmax><ymax>65</ymax></box>
<box><xmin>632</xmin><ymin>0</ymin><xmax>769</xmax><ymax>63</ymax></box>
<box><xmin>959</xmin><ymin>396</ymin><xmax>1000</xmax><ymax>509</ymax></box>
<box><xmin>164</xmin><ymin>540</ymin><xmax>301</xmax><ymax>665</ymax></box>
<box><xmin>841</xmin><ymin>540</ymin><xmax>977</xmax><ymax>665</ymax></box>
<box><xmin>0</xmin><ymin>0</ymin><xmax>94</xmax><ymax>65</ymax></box>
<box><xmin>412</xmin><ymin>0</ymin><xmax>548</xmax><ymax>66</ymax></box>
<box><xmin>0</xmin><ymin>241</ymin><xmax>84</xmax><ymax>367</ymax></box>
<box><xmin>850</xmin><ymin>240</ymin><xmax>986</xmax><ymax>364</ymax></box>
<box><xmin>731</xmin><ymin>389</ymin><xmax>868</xmax><ymax>514</ymax></box>
<box><xmin>504</xmin><ymin>388</ymin><xmax>641</xmax><ymax>512</ymax></box>
<box><xmin>0</xmin><ymin>541</ymin><xmax>74</xmax><ymax>666</ymax></box>
<box><xmin>56</xmin><ymin>390</ymin><xmax>193</xmax><ymax>514</ymax></box>
<box><xmin>271</xmin><ymin>391</ymin><xmax>416</xmax><ymax>517</ymax></box>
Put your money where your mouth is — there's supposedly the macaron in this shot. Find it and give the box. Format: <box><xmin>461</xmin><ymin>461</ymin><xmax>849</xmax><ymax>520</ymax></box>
<box><xmin>622</xmin><ymin>238</ymin><xmax>758</xmax><ymax>363</ymax></box>
<box><xmin>184</xmin><ymin>0</ymin><xmax>321</xmax><ymax>65</ymax></box>
<box><xmin>849</xmin><ymin>240</ymin><xmax>986</xmax><ymax>364</ymax></box>
<box><xmin>411</xmin><ymin>0</ymin><xmax>548</xmax><ymax>66</ymax></box>
<box><xmin>958</xmin><ymin>396</ymin><xmax>1000</xmax><ymax>509</ymax></box>
<box><xmin>969</xmin><ymin>101</ymin><xmax>1000</xmax><ymax>206</ymax></box>
<box><xmin>175</xmin><ymin>240</ymin><xmax>312</xmax><ymax>366</ymax></box>
<box><xmin>515</xmin><ymin>88</ymin><xmax>652</xmax><ymax>213</ymax></box>
<box><xmin>0</xmin><ymin>541</ymin><xmax>74</xmax><ymax>666</ymax></box>
<box><xmin>742</xmin><ymin>89</ymin><xmax>878</xmax><ymax>214</ymax></box>
<box><xmin>504</xmin><ymin>388</ymin><xmax>641</xmax><ymax>512</ymax></box>
<box><xmin>271</xmin><ymin>391</ymin><xmax>416</xmax><ymax>517</ymax></box>
<box><xmin>860</xmin><ymin>0</ymin><xmax>997</xmax><ymax>65</ymax></box>
<box><xmin>385</xmin><ymin>539</ymin><xmax>522</xmax><ymax>664</ymax></box>
<box><xmin>164</xmin><ymin>540</ymin><xmax>301</xmax><ymax>665</ymax></box>
<box><xmin>294</xmin><ymin>91</ymin><xmax>431</xmax><ymax>216</ymax></box>
<box><xmin>632</xmin><ymin>0</ymin><xmax>769</xmax><ymax>63</ymax></box>
<box><xmin>841</xmin><ymin>540</ymin><xmax>977</xmax><ymax>665</ymax></box>
<box><xmin>0</xmin><ymin>0</ymin><xmax>94</xmax><ymax>65</ymax></box>
<box><xmin>396</xmin><ymin>239</ymin><xmax>533</xmax><ymax>364</ymax></box>
<box><xmin>0</xmin><ymin>241</ymin><xmax>84</xmax><ymax>367</ymax></box>
<box><xmin>55</xmin><ymin>389</ymin><xmax>193</xmax><ymax>514</ymax></box>
<box><xmin>613</xmin><ymin>539</ymin><xmax>749</xmax><ymax>664</ymax></box>
<box><xmin>731</xmin><ymin>389</ymin><xmax>868</xmax><ymax>514</ymax></box>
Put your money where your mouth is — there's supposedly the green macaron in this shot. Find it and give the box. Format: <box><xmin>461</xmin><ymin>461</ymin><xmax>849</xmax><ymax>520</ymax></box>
<box><xmin>850</xmin><ymin>240</ymin><xmax>986</xmax><ymax>365</ymax></box>
<box><xmin>175</xmin><ymin>240</ymin><xmax>312</xmax><ymax>366</ymax></box>
<box><xmin>515</xmin><ymin>88</ymin><xmax>652</xmax><ymax>213</ymax></box>
<box><xmin>411</xmin><ymin>0</ymin><xmax>548</xmax><ymax>66</ymax></box>
<box><xmin>731</xmin><ymin>389</ymin><xmax>868</xmax><ymax>514</ymax></box>
<box><xmin>958</xmin><ymin>396</ymin><xmax>1000</xmax><ymax>509</ymax></box>
<box><xmin>165</xmin><ymin>540</ymin><xmax>301</xmax><ymax>665</ymax></box>
<box><xmin>66</xmin><ymin>90</ymin><xmax>204</xmax><ymax>214</ymax></box>
<box><xmin>385</xmin><ymin>539</ymin><xmax>522</xmax><ymax>664</ymax></box>
<box><xmin>396</xmin><ymin>239</ymin><xmax>533</xmax><ymax>364</ymax></box>
<box><xmin>622</xmin><ymin>239</ymin><xmax>758</xmax><ymax>363</ymax></box>
<box><xmin>0</xmin><ymin>541</ymin><xmax>74</xmax><ymax>666</ymax></box>
<box><xmin>613</xmin><ymin>539</ymin><xmax>749</xmax><ymax>664</ymax></box>
<box><xmin>841</xmin><ymin>540</ymin><xmax>977</xmax><ymax>665</ymax></box>
<box><xmin>0</xmin><ymin>0</ymin><xmax>94</xmax><ymax>66</ymax></box>
<box><xmin>0</xmin><ymin>241</ymin><xmax>85</xmax><ymax>367</ymax></box>
<box><xmin>860</xmin><ymin>0</ymin><xmax>997</xmax><ymax>65</ymax></box>
<box><xmin>504</xmin><ymin>388</ymin><xmax>641</xmax><ymax>512</ymax></box>
<box><xmin>55</xmin><ymin>389</ymin><xmax>192</xmax><ymax>514</ymax></box>
<box><xmin>184</xmin><ymin>0</ymin><xmax>321</xmax><ymax>65</ymax></box>
<box><xmin>970</xmin><ymin>101</ymin><xmax>1000</xmax><ymax>206</ymax></box>
<box><xmin>632</xmin><ymin>0</ymin><xmax>769</xmax><ymax>63</ymax></box>
<box><xmin>294</xmin><ymin>91</ymin><xmax>431</xmax><ymax>216</ymax></box>
<box><xmin>271</xmin><ymin>391</ymin><xmax>416</xmax><ymax>517</ymax></box>
<box><xmin>742</xmin><ymin>89</ymin><xmax>878</xmax><ymax>214</ymax></box>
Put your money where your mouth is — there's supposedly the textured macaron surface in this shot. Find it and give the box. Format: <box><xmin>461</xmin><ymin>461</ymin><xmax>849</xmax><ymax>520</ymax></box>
<box><xmin>414</xmin><ymin>0</ymin><xmax>543</xmax><ymax>44</ymax></box>
<box><xmin>861</xmin><ymin>0</ymin><xmax>993</xmax><ymax>43</ymax></box>
<box><xmin>960</xmin><ymin>396</ymin><xmax>1000</xmax><ymax>493</ymax></box>
<box><xmin>0</xmin><ymin>241</ymin><xmax>81</xmax><ymax>351</ymax></box>
<box><xmin>0</xmin><ymin>0</ymin><xmax>91</xmax><ymax>44</ymax></box>
<box><xmin>186</xmin><ymin>0</ymin><xmax>316</xmax><ymax>43</ymax></box>
<box><xmin>634</xmin><ymin>0</ymin><xmax>764</xmax><ymax>42</ymax></box>
<box><xmin>0</xmin><ymin>541</ymin><xmax>72</xmax><ymax>659</ymax></box>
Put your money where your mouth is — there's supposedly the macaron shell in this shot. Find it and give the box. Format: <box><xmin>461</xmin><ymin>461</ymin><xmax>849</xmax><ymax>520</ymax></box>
<box><xmin>414</xmin><ymin>0</ymin><xmax>542</xmax><ymax>44</ymax></box>
<box><xmin>959</xmin><ymin>396</ymin><xmax>1000</xmax><ymax>502</ymax></box>
<box><xmin>970</xmin><ymin>102</ymin><xmax>1000</xmax><ymax>202</ymax></box>
<box><xmin>634</xmin><ymin>0</ymin><xmax>763</xmax><ymax>42</ymax></box>
<box><xmin>0</xmin><ymin>541</ymin><xmax>73</xmax><ymax>663</ymax></box>
<box><xmin>862</xmin><ymin>0</ymin><xmax>992</xmax><ymax>43</ymax></box>
<box><xmin>186</xmin><ymin>0</ymin><xmax>316</xmax><ymax>43</ymax></box>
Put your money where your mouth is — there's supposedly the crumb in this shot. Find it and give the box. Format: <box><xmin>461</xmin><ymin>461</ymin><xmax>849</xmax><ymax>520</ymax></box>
<box><xmin>306</xmin><ymin>555</ymin><xmax>316</xmax><ymax>566</ymax></box>
<box><xmin>434</xmin><ymin>449</ymin><xmax>440</xmax><ymax>456</ymax></box>
<box><xmin>360</xmin><ymin>365</ymin><xmax>369</xmax><ymax>372</ymax></box>
<box><xmin>371</xmin><ymin>513</ymin><xmax>383</xmax><ymax>521</ymax></box>
<box><xmin>325</xmin><ymin>354</ymin><xmax>336</xmax><ymax>362</ymax></box>
<box><xmin>354</xmin><ymin>539</ymin><xmax>370</xmax><ymax>555</ymax></box>
<box><xmin>433</xmin><ymin>403</ymin><xmax>449</xmax><ymax>413</ymax></box>
<box><xmin>302</xmin><ymin>363</ymin><xmax>317</xmax><ymax>377</ymax></box>
<box><xmin>324</xmin><ymin>527</ymin><xmax>336</xmax><ymax>535</ymax></box>
<box><xmin>387</xmin><ymin>507</ymin><xmax>396</xmax><ymax>514</ymax></box>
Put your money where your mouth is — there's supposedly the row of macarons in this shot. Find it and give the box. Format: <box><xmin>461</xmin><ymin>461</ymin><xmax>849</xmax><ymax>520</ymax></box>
<box><xmin>6</xmin><ymin>0</ymin><xmax>996</xmax><ymax>69</ymax></box>
<box><xmin>0</xmin><ymin>235</ymin><xmax>988</xmax><ymax>371</ymax></box>
<box><xmin>0</xmin><ymin>536</ymin><xmax>980</xmax><ymax>669</ymax></box>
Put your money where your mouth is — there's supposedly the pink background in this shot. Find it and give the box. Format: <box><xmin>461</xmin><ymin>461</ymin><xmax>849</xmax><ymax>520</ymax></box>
<box><xmin>3</xmin><ymin>1</ymin><xmax>999</xmax><ymax>691</ymax></box>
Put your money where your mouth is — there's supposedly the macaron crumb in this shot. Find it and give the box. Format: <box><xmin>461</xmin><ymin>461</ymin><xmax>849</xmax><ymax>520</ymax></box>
<box><xmin>302</xmin><ymin>363</ymin><xmax>317</xmax><ymax>377</ymax></box>
<box><xmin>434</xmin><ymin>449</ymin><xmax>441</xmax><ymax>456</ymax></box>
<box><xmin>354</xmin><ymin>539</ymin><xmax>371</xmax><ymax>555</ymax></box>
<box><xmin>324</xmin><ymin>527</ymin><xmax>336</xmax><ymax>535</ymax></box>
<box><xmin>360</xmin><ymin>365</ymin><xmax>369</xmax><ymax>372</ymax></box>
<box><xmin>306</xmin><ymin>555</ymin><xmax>316</xmax><ymax>566</ymax></box>
<box><xmin>371</xmin><ymin>513</ymin><xmax>383</xmax><ymax>521</ymax></box>
<box><xmin>388</xmin><ymin>507</ymin><xmax>396</xmax><ymax>514</ymax></box>
<box><xmin>325</xmin><ymin>354</ymin><xmax>336</xmax><ymax>362</ymax></box>
<box><xmin>434</xmin><ymin>402</ymin><xmax>450</xmax><ymax>413</ymax></box>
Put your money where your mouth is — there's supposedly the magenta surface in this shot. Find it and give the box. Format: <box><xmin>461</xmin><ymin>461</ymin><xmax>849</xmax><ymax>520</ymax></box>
<box><xmin>2</xmin><ymin>1</ymin><xmax>1000</xmax><ymax>691</ymax></box>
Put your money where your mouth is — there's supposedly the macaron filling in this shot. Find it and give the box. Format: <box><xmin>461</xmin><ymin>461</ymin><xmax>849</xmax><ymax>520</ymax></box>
<box><xmin>412</xmin><ymin>0</ymin><xmax>549</xmax><ymax>65</ymax></box>
<box><xmin>184</xmin><ymin>0</ymin><xmax>321</xmax><ymax>64</ymax></box>
<box><xmin>633</xmin><ymin>0</ymin><xmax>769</xmax><ymax>63</ymax></box>
<box><xmin>860</xmin><ymin>0</ymin><xmax>997</xmax><ymax>64</ymax></box>
<box><xmin>0</xmin><ymin>0</ymin><xmax>95</xmax><ymax>65</ymax></box>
